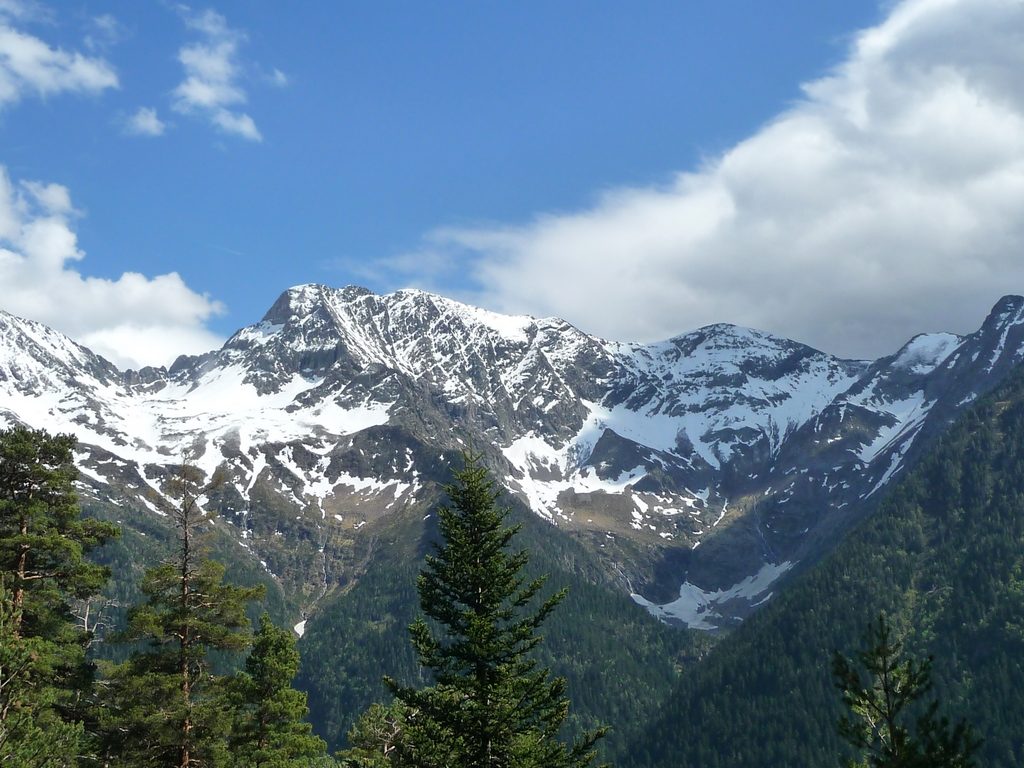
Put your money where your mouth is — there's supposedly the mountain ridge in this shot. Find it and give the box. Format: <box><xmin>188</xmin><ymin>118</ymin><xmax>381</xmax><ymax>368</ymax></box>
<box><xmin>623</xmin><ymin>349</ymin><xmax>1024</xmax><ymax>768</ymax></box>
<box><xmin>1</xmin><ymin>287</ymin><xmax>1023</xmax><ymax>631</ymax></box>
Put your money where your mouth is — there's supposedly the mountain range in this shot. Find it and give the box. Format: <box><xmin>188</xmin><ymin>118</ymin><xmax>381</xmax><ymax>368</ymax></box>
<box><xmin>2</xmin><ymin>285</ymin><xmax>1024</xmax><ymax>632</ymax></box>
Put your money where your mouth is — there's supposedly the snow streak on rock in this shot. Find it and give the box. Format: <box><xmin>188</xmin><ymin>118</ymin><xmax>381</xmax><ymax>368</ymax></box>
<box><xmin>2</xmin><ymin>287</ymin><xmax>1023</xmax><ymax>630</ymax></box>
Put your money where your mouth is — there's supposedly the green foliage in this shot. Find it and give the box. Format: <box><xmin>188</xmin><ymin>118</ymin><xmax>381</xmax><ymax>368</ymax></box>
<box><xmin>0</xmin><ymin>427</ymin><xmax>118</xmax><ymax>766</ymax></box>
<box><xmin>370</xmin><ymin>453</ymin><xmax>606</xmax><ymax>767</ymax></box>
<box><xmin>227</xmin><ymin>613</ymin><xmax>328</xmax><ymax>767</ymax></box>
<box><xmin>340</xmin><ymin>701</ymin><xmax>410</xmax><ymax>768</ymax></box>
<box><xmin>297</xmin><ymin>491</ymin><xmax>703</xmax><ymax>759</ymax></box>
<box><xmin>98</xmin><ymin>460</ymin><xmax>264</xmax><ymax>768</ymax></box>
<box><xmin>833</xmin><ymin>614</ymin><xmax>979</xmax><ymax>767</ymax></box>
<box><xmin>83</xmin><ymin>490</ymin><xmax>294</xmax><ymax>666</ymax></box>
<box><xmin>0</xmin><ymin>428</ymin><xmax>118</xmax><ymax>626</ymax></box>
<box><xmin>0</xmin><ymin>432</ymin><xmax>326</xmax><ymax>767</ymax></box>
<box><xmin>0</xmin><ymin>582</ymin><xmax>83</xmax><ymax>768</ymax></box>
<box><xmin>298</xmin><ymin>552</ymin><xmax>422</xmax><ymax>752</ymax></box>
<box><xmin>625</xmin><ymin>367</ymin><xmax>1024</xmax><ymax>767</ymax></box>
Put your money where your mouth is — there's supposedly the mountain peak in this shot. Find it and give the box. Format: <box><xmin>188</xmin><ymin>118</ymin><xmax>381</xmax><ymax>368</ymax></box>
<box><xmin>261</xmin><ymin>284</ymin><xmax>376</xmax><ymax>325</ymax></box>
<box><xmin>987</xmin><ymin>294</ymin><xmax>1024</xmax><ymax>326</ymax></box>
<box><xmin>262</xmin><ymin>283</ymin><xmax>329</xmax><ymax>324</ymax></box>
<box><xmin>665</xmin><ymin>321</ymin><xmax>806</xmax><ymax>359</ymax></box>
<box><xmin>4</xmin><ymin>283</ymin><xmax>1024</xmax><ymax>638</ymax></box>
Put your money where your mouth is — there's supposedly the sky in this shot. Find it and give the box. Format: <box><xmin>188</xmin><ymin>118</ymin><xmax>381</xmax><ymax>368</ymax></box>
<box><xmin>1</xmin><ymin>0</ymin><xmax>1022</xmax><ymax>369</ymax></box>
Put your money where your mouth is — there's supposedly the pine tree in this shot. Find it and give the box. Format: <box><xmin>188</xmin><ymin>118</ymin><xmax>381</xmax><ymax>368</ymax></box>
<box><xmin>0</xmin><ymin>582</ymin><xmax>83</xmax><ymax>768</ymax></box>
<box><xmin>100</xmin><ymin>458</ymin><xmax>264</xmax><ymax>768</ymax></box>
<box><xmin>226</xmin><ymin>613</ymin><xmax>328</xmax><ymax>767</ymax></box>
<box><xmin>0</xmin><ymin>427</ymin><xmax>118</xmax><ymax>765</ymax></box>
<box><xmin>385</xmin><ymin>453</ymin><xmax>606</xmax><ymax>768</ymax></box>
<box><xmin>832</xmin><ymin>614</ymin><xmax>980</xmax><ymax>768</ymax></box>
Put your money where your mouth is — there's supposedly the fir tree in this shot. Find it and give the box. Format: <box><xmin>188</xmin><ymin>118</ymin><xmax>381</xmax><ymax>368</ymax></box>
<box><xmin>100</xmin><ymin>458</ymin><xmax>264</xmax><ymax>768</ymax></box>
<box><xmin>832</xmin><ymin>614</ymin><xmax>980</xmax><ymax>768</ymax></box>
<box><xmin>0</xmin><ymin>427</ymin><xmax>118</xmax><ymax>765</ymax></box>
<box><xmin>385</xmin><ymin>453</ymin><xmax>606</xmax><ymax>768</ymax></box>
<box><xmin>226</xmin><ymin>613</ymin><xmax>328</xmax><ymax>767</ymax></box>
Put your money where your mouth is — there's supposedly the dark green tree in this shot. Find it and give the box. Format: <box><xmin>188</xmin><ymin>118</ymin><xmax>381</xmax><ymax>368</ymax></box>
<box><xmin>226</xmin><ymin>613</ymin><xmax>328</xmax><ymax>767</ymax></box>
<box><xmin>339</xmin><ymin>701</ymin><xmax>411</xmax><ymax>768</ymax></box>
<box><xmin>385</xmin><ymin>453</ymin><xmax>606</xmax><ymax>768</ymax></box>
<box><xmin>0</xmin><ymin>582</ymin><xmax>82</xmax><ymax>768</ymax></box>
<box><xmin>0</xmin><ymin>427</ymin><xmax>118</xmax><ymax>765</ymax></box>
<box><xmin>100</xmin><ymin>459</ymin><xmax>264</xmax><ymax>768</ymax></box>
<box><xmin>833</xmin><ymin>614</ymin><xmax>980</xmax><ymax>768</ymax></box>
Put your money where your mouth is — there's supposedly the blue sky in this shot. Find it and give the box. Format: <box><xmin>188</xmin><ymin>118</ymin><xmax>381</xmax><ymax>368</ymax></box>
<box><xmin>2</xmin><ymin>1</ymin><xmax>1023</xmax><ymax>368</ymax></box>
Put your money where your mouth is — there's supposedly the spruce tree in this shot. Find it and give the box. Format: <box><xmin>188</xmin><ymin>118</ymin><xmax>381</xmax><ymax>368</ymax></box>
<box><xmin>100</xmin><ymin>459</ymin><xmax>264</xmax><ymax>768</ymax></box>
<box><xmin>0</xmin><ymin>427</ymin><xmax>118</xmax><ymax>765</ymax></box>
<box><xmin>386</xmin><ymin>453</ymin><xmax>606</xmax><ymax>768</ymax></box>
<box><xmin>226</xmin><ymin>613</ymin><xmax>328</xmax><ymax>767</ymax></box>
<box><xmin>832</xmin><ymin>614</ymin><xmax>980</xmax><ymax>768</ymax></box>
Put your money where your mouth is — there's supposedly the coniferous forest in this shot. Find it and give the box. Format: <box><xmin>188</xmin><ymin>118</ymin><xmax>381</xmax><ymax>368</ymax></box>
<box><xmin>621</xmin><ymin>363</ymin><xmax>1024</xmax><ymax>767</ymax></box>
<box><xmin>5</xmin><ymin>359</ymin><xmax>1024</xmax><ymax>766</ymax></box>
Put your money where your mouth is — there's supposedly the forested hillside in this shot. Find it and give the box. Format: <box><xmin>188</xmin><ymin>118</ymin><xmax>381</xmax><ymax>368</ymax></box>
<box><xmin>82</xmin><ymin>493</ymin><xmax>293</xmax><ymax>662</ymax></box>
<box><xmin>622</xmin><ymin>364</ymin><xmax>1024</xmax><ymax>767</ymax></box>
<box><xmin>59</xmin><ymin>346</ymin><xmax>1024</xmax><ymax>765</ymax></box>
<box><xmin>295</xmin><ymin>498</ymin><xmax>710</xmax><ymax>756</ymax></box>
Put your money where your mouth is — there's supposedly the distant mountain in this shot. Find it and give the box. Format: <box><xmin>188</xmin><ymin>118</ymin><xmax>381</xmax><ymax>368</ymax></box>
<box><xmin>2</xmin><ymin>286</ymin><xmax>1024</xmax><ymax>630</ymax></box>
<box><xmin>624</xmin><ymin>342</ymin><xmax>1024</xmax><ymax>768</ymax></box>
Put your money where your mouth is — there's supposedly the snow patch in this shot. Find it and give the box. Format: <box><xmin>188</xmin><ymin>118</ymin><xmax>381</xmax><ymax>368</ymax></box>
<box><xmin>891</xmin><ymin>333</ymin><xmax>962</xmax><ymax>375</ymax></box>
<box><xmin>632</xmin><ymin>561</ymin><xmax>795</xmax><ymax>630</ymax></box>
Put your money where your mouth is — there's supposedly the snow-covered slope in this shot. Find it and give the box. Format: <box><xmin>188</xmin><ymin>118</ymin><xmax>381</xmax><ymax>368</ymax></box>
<box><xmin>2</xmin><ymin>286</ymin><xmax>1023</xmax><ymax>630</ymax></box>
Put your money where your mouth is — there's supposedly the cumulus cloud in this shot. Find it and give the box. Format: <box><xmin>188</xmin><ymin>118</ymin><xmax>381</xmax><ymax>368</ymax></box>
<box><xmin>0</xmin><ymin>166</ymin><xmax>225</xmax><ymax>369</ymax></box>
<box><xmin>172</xmin><ymin>8</ymin><xmax>261</xmax><ymax>141</ymax></box>
<box><xmin>124</xmin><ymin>106</ymin><xmax>165</xmax><ymax>136</ymax></box>
<box><xmin>0</xmin><ymin>5</ymin><xmax>118</xmax><ymax>107</ymax></box>
<box><xmin>385</xmin><ymin>0</ymin><xmax>1024</xmax><ymax>359</ymax></box>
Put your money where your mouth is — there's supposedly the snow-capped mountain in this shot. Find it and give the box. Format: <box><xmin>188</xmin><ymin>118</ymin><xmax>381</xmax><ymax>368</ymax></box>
<box><xmin>2</xmin><ymin>285</ymin><xmax>1023</xmax><ymax>630</ymax></box>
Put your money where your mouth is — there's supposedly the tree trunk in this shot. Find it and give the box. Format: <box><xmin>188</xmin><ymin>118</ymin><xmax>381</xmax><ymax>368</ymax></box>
<box><xmin>11</xmin><ymin>514</ymin><xmax>28</xmax><ymax>638</ymax></box>
<box><xmin>179</xmin><ymin>497</ymin><xmax>193</xmax><ymax>768</ymax></box>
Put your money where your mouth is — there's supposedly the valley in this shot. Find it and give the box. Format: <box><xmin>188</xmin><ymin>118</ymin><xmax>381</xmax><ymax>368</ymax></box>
<box><xmin>2</xmin><ymin>286</ymin><xmax>1024</xmax><ymax>634</ymax></box>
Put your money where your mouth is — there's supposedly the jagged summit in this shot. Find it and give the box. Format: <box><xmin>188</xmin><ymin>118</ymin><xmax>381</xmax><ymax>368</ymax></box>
<box><xmin>987</xmin><ymin>293</ymin><xmax>1024</xmax><ymax>318</ymax></box>
<box><xmin>259</xmin><ymin>283</ymin><xmax>548</xmax><ymax>347</ymax></box>
<box><xmin>261</xmin><ymin>283</ymin><xmax>372</xmax><ymax>325</ymax></box>
<box><xmin>656</xmin><ymin>320</ymin><xmax>850</xmax><ymax>366</ymax></box>
<box><xmin>0</xmin><ymin>309</ymin><xmax>121</xmax><ymax>388</ymax></box>
<box><xmin>2</xmin><ymin>289</ymin><xmax>1024</xmax><ymax>630</ymax></box>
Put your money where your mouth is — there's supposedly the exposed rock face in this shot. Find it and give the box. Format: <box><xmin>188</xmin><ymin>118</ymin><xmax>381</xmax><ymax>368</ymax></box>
<box><xmin>2</xmin><ymin>285</ymin><xmax>1022</xmax><ymax>629</ymax></box>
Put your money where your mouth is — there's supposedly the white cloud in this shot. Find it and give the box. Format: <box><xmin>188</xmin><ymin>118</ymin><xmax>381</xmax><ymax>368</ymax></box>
<box><xmin>125</xmin><ymin>106</ymin><xmax>165</xmax><ymax>137</ymax></box>
<box><xmin>385</xmin><ymin>0</ymin><xmax>1024</xmax><ymax>359</ymax></box>
<box><xmin>0</xmin><ymin>166</ymin><xmax>224</xmax><ymax>369</ymax></box>
<box><xmin>172</xmin><ymin>8</ymin><xmax>261</xmax><ymax>141</ymax></box>
<box><xmin>210</xmin><ymin>107</ymin><xmax>258</xmax><ymax>141</ymax></box>
<box><xmin>84</xmin><ymin>13</ymin><xmax>124</xmax><ymax>52</ymax></box>
<box><xmin>0</xmin><ymin>1</ymin><xmax>40</xmax><ymax>22</ymax></box>
<box><xmin>269</xmin><ymin>67</ymin><xmax>287</xmax><ymax>87</ymax></box>
<box><xmin>0</xmin><ymin>14</ymin><xmax>118</xmax><ymax>107</ymax></box>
